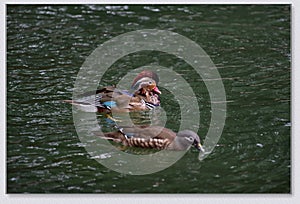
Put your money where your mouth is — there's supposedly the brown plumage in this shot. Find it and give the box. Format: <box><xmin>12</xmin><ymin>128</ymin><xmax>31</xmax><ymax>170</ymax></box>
<box><xmin>94</xmin><ymin>125</ymin><xmax>205</xmax><ymax>152</ymax></box>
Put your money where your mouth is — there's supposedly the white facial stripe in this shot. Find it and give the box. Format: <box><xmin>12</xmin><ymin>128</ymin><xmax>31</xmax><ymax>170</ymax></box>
<box><xmin>132</xmin><ymin>77</ymin><xmax>154</xmax><ymax>90</ymax></box>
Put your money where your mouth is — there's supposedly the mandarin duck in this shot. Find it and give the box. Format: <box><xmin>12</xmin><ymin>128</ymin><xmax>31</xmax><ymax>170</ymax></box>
<box><xmin>64</xmin><ymin>70</ymin><xmax>161</xmax><ymax>113</ymax></box>
<box><xmin>94</xmin><ymin>125</ymin><xmax>205</xmax><ymax>152</ymax></box>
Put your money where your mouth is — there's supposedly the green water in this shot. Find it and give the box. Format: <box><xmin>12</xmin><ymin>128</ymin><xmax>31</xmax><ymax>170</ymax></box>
<box><xmin>7</xmin><ymin>5</ymin><xmax>290</xmax><ymax>193</ymax></box>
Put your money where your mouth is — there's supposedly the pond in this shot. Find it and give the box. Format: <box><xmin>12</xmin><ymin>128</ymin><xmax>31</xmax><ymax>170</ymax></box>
<box><xmin>7</xmin><ymin>5</ymin><xmax>290</xmax><ymax>193</ymax></box>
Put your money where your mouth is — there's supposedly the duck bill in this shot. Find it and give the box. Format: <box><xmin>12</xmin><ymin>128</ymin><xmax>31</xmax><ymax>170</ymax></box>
<box><xmin>194</xmin><ymin>142</ymin><xmax>205</xmax><ymax>152</ymax></box>
<box><xmin>152</xmin><ymin>86</ymin><xmax>161</xmax><ymax>94</ymax></box>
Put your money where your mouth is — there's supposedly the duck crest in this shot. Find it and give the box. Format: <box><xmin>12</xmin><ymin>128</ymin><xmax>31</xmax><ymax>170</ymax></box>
<box><xmin>131</xmin><ymin>70</ymin><xmax>159</xmax><ymax>88</ymax></box>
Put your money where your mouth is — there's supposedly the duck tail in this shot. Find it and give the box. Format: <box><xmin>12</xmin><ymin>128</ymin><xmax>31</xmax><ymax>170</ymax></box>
<box><xmin>62</xmin><ymin>99</ymin><xmax>98</xmax><ymax>112</ymax></box>
<box><xmin>62</xmin><ymin>99</ymin><xmax>75</xmax><ymax>104</ymax></box>
<box><xmin>93</xmin><ymin>131</ymin><xmax>123</xmax><ymax>143</ymax></box>
<box><xmin>62</xmin><ymin>99</ymin><xmax>87</xmax><ymax>106</ymax></box>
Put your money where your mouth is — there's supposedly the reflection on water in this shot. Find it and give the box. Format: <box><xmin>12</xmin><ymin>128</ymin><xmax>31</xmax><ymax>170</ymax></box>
<box><xmin>7</xmin><ymin>5</ymin><xmax>290</xmax><ymax>193</ymax></box>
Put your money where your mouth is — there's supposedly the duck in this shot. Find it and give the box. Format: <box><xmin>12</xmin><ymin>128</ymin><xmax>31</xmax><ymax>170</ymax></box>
<box><xmin>94</xmin><ymin>125</ymin><xmax>205</xmax><ymax>152</ymax></box>
<box><xmin>64</xmin><ymin>70</ymin><xmax>161</xmax><ymax>113</ymax></box>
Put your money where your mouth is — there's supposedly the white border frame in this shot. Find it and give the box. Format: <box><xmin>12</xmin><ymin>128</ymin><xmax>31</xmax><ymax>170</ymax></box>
<box><xmin>1</xmin><ymin>1</ymin><xmax>298</xmax><ymax>204</ymax></box>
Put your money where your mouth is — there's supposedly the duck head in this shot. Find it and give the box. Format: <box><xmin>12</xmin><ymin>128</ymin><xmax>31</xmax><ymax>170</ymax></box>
<box><xmin>176</xmin><ymin>130</ymin><xmax>205</xmax><ymax>152</ymax></box>
<box><xmin>131</xmin><ymin>70</ymin><xmax>161</xmax><ymax>95</ymax></box>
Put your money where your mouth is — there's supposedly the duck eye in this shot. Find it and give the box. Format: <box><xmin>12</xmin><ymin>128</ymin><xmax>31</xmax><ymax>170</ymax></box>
<box><xmin>148</xmin><ymin>81</ymin><xmax>152</xmax><ymax>84</ymax></box>
<box><xmin>185</xmin><ymin>136</ymin><xmax>194</xmax><ymax>142</ymax></box>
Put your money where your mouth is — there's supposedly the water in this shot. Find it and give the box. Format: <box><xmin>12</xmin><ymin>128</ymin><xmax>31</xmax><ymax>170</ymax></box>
<box><xmin>7</xmin><ymin>5</ymin><xmax>290</xmax><ymax>193</ymax></box>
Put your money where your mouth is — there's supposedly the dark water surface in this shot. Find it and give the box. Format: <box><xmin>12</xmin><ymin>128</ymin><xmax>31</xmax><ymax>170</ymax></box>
<box><xmin>7</xmin><ymin>5</ymin><xmax>290</xmax><ymax>193</ymax></box>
